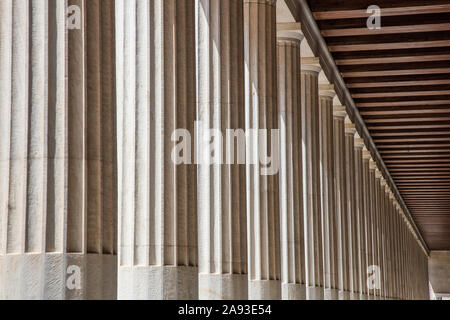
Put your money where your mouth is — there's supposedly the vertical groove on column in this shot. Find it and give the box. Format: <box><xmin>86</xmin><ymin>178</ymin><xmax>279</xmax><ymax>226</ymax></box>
<box><xmin>118</xmin><ymin>0</ymin><xmax>198</xmax><ymax>300</ymax></box>
<box><xmin>100</xmin><ymin>0</ymin><xmax>117</xmax><ymax>256</ymax></box>
<box><xmin>301</xmin><ymin>66</ymin><xmax>323</xmax><ymax>300</ymax></box>
<box><xmin>46</xmin><ymin>0</ymin><xmax>66</xmax><ymax>254</ymax></box>
<box><xmin>278</xmin><ymin>34</ymin><xmax>305</xmax><ymax>300</ymax></box>
<box><xmin>244</xmin><ymin>0</ymin><xmax>281</xmax><ymax>300</ymax></box>
<box><xmin>197</xmin><ymin>0</ymin><xmax>248</xmax><ymax>300</ymax></box>
<box><xmin>319</xmin><ymin>93</ymin><xmax>337</xmax><ymax>300</ymax></box>
<box><xmin>26</xmin><ymin>0</ymin><xmax>48</xmax><ymax>254</ymax></box>
<box><xmin>67</xmin><ymin>0</ymin><xmax>86</xmax><ymax>254</ymax></box>
<box><xmin>86</xmin><ymin>0</ymin><xmax>102</xmax><ymax>255</ymax></box>
<box><xmin>7</xmin><ymin>0</ymin><xmax>29</xmax><ymax>257</ymax></box>
<box><xmin>0</xmin><ymin>0</ymin><xmax>13</xmax><ymax>261</ymax></box>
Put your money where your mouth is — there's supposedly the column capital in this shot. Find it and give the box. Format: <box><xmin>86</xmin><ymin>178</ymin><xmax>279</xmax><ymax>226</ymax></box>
<box><xmin>369</xmin><ymin>159</ymin><xmax>377</xmax><ymax>171</ymax></box>
<box><xmin>301</xmin><ymin>57</ymin><xmax>321</xmax><ymax>73</ymax></box>
<box><xmin>375</xmin><ymin>168</ymin><xmax>382</xmax><ymax>179</ymax></box>
<box><xmin>362</xmin><ymin>147</ymin><xmax>372</xmax><ymax>160</ymax></box>
<box><xmin>354</xmin><ymin>134</ymin><xmax>365</xmax><ymax>149</ymax></box>
<box><xmin>319</xmin><ymin>84</ymin><xmax>336</xmax><ymax>99</ymax></box>
<box><xmin>389</xmin><ymin>190</ymin><xmax>395</xmax><ymax>200</ymax></box>
<box><xmin>380</xmin><ymin>177</ymin><xmax>387</xmax><ymax>186</ymax></box>
<box><xmin>333</xmin><ymin>105</ymin><xmax>347</xmax><ymax>119</ymax></box>
<box><xmin>344</xmin><ymin>118</ymin><xmax>357</xmax><ymax>135</ymax></box>
<box><xmin>277</xmin><ymin>30</ymin><xmax>303</xmax><ymax>45</ymax></box>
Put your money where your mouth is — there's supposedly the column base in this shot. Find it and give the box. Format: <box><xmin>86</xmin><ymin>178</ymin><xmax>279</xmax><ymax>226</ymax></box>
<box><xmin>248</xmin><ymin>280</ymin><xmax>281</xmax><ymax>300</ymax></box>
<box><xmin>0</xmin><ymin>253</ymin><xmax>117</xmax><ymax>300</ymax></box>
<box><xmin>324</xmin><ymin>288</ymin><xmax>339</xmax><ymax>300</ymax></box>
<box><xmin>306</xmin><ymin>286</ymin><xmax>324</xmax><ymax>300</ymax></box>
<box><xmin>199</xmin><ymin>273</ymin><xmax>248</xmax><ymax>300</ymax></box>
<box><xmin>282</xmin><ymin>283</ymin><xmax>307</xmax><ymax>300</ymax></box>
<box><xmin>118</xmin><ymin>265</ymin><xmax>198</xmax><ymax>300</ymax></box>
<box><xmin>339</xmin><ymin>290</ymin><xmax>351</xmax><ymax>300</ymax></box>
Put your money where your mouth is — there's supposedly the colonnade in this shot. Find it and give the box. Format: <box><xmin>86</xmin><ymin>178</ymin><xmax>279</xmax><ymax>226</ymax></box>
<box><xmin>0</xmin><ymin>0</ymin><xmax>429</xmax><ymax>300</ymax></box>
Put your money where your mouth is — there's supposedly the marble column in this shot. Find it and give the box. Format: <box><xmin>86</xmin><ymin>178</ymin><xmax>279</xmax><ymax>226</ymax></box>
<box><xmin>319</xmin><ymin>87</ymin><xmax>338</xmax><ymax>300</ymax></box>
<box><xmin>384</xmin><ymin>186</ymin><xmax>393</xmax><ymax>300</ymax></box>
<box><xmin>362</xmin><ymin>147</ymin><xmax>372</xmax><ymax>299</ymax></box>
<box><xmin>344</xmin><ymin>119</ymin><xmax>359</xmax><ymax>300</ymax></box>
<box><xmin>354</xmin><ymin>136</ymin><xmax>366</xmax><ymax>300</ymax></box>
<box><xmin>374</xmin><ymin>169</ymin><xmax>383</xmax><ymax>300</ymax></box>
<box><xmin>0</xmin><ymin>0</ymin><xmax>117</xmax><ymax>300</ymax></box>
<box><xmin>379</xmin><ymin>177</ymin><xmax>388</xmax><ymax>300</ymax></box>
<box><xmin>368</xmin><ymin>158</ymin><xmax>378</xmax><ymax>299</ymax></box>
<box><xmin>196</xmin><ymin>0</ymin><xmax>248</xmax><ymax>300</ymax></box>
<box><xmin>333</xmin><ymin>105</ymin><xmax>350</xmax><ymax>300</ymax></box>
<box><xmin>393</xmin><ymin>202</ymin><xmax>400</xmax><ymax>299</ymax></box>
<box><xmin>301</xmin><ymin>59</ymin><xmax>323</xmax><ymax>300</ymax></box>
<box><xmin>116</xmin><ymin>0</ymin><xmax>198</xmax><ymax>300</ymax></box>
<box><xmin>277</xmin><ymin>31</ymin><xmax>306</xmax><ymax>300</ymax></box>
<box><xmin>244</xmin><ymin>0</ymin><xmax>281</xmax><ymax>300</ymax></box>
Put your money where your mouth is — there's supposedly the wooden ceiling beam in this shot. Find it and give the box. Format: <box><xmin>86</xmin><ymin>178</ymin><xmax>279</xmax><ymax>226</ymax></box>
<box><xmin>375</xmin><ymin>137</ymin><xmax>450</xmax><ymax>143</ymax></box>
<box><xmin>323</xmin><ymin>23</ymin><xmax>450</xmax><ymax>37</ymax></box>
<box><xmin>343</xmin><ymin>68</ymin><xmax>450</xmax><ymax>77</ymax></box>
<box><xmin>348</xmin><ymin>79</ymin><xmax>450</xmax><ymax>88</ymax></box>
<box><xmin>313</xmin><ymin>4</ymin><xmax>450</xmax><ymax>20</ymax></box>
<box><xmin>359</xmin><ymin>100</ymin><xmax>450</xmax><ymax>107</ymax></box>
<box><xmin>363</xmin><ymin>109</ymin><xmax>450</xmax><ymax>116</ymax></box>
<box><xmin>330</xmin><ymin>40</ymin><xmax>450</xmax><ymax>52</ymax></box>
<box><xmin>371</xmin><ymin>131</ymin><xmax>450</xmax><ymax>137</ymax></box>
<box><xmin>354</xmin><ymin>90</ymin><xmax>450</xmax><ymax>98</ymax></box>
<box><xmin>337</xmin><ymin>54</ymin><xmax>450</xmax><ymax>65</ymax></box>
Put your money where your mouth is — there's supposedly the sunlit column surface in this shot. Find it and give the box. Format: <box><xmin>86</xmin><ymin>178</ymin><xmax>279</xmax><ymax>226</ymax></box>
<box><xmin>116</xmin><ymin>0</ymin><xmax>198</xmax><ymax>300</ymax></box>
<box><xmin>277</xmin><ymin>30</ymin><xmax>306</xmax><ymax>300</ymax></box>
<box><xmin>333</xmin><ymin>105</ymin><xmax>349</xmax><ymax>300</ymax></box>
<box><xmin>244</xmin><ymin>0</ymin><xmax>281</xmax><ymax>300</ymax></box>
<box><xmin>196</xmin><ymin>0</ymin><xmax>248</xmax><ymax>300</ymax></box>
<box><xmin>301</xmin><ymin>59</ymin><xmax>323</xmax><ymax>300</ymax></box>
<box><xmin>319</xmin><ymin>86</ymin><xmax>338</xmax><ymax>300</ymax></box>
<box><xmin>0</xmin><ymin>0</ymin><xmax>117</xmax><ymax>300</ymax></box>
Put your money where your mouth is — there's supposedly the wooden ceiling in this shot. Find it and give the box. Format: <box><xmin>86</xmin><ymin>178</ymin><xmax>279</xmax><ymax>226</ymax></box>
<box><xmin>308</xmin><ymin>0</ymin><xmax>450</xmax><ymax>250</ymax></box>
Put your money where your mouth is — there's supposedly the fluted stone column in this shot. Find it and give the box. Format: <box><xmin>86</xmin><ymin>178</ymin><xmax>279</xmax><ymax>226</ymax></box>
<box><xmin>333</xmin><ymin>105</ymin><xmax>350</xmax><ymax>300</ymax></box>
<box><xmin>0</xmin><ymin>0</ymin><xmax>117</xmax><ymax>300</ymax></box>
<box><xmin>196</xmin><ymin>0</ymin><xmax>248</xmax><ymax>300</ymax></box>
<box><xmin>116</xmin><ymin>0</ymin><xmax>198</xmax><ymax>300</ymax></box>
<box><xmin>277</xmin><ymin>31</ymin><xmax>306</xmax><ymax>300</ymax></box>
<box><xmin>344</xmin><ymin>119</ymin><xmax>359</xmax><ymax>300</ymax></box>
<box><xmin>385</xmin><ymin>187</ymin><xmax>393</xmax><ymax>300</ymax></box>
<box><xmin>368</xmin><ymin>159</ymin><xmax>378</xmax><ymax>299</ymax></box>
<box><xmin>301</xmin><ymin>60</ymin><xmax>323</xmax><ymax>300</ymax></box>
<box><xmin>354</xmin><ymin>136</ymin><xmax>366</xmax><ymax>300</ymax></box>
<box><xmin>244</xmin><ymin>0</ymin><xmax>281</xmax><ymax>300</ymax></box>
<box><xmin>374</xmin><ymin>168</ymin><xmax>383</xmax><ymax>299</ymax></box>
<box><xmin>394</xmin><ymin>203</ymin><xmax>401</xmax><ymax>300</ymax></box>
<box><xmin>319</xmin><ymin>87</ymin><xmax>338</xmax><ymax>300</ymax></box>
